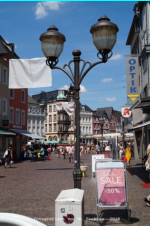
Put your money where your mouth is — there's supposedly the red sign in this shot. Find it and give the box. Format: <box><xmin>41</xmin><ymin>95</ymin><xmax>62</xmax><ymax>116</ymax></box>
<box><xmin>121</xmin><ymin>107</ymin><xmax>131</xmax><ymax>118</ymax></box>
<box><xmin>97</xmin><ymin>168</ymin><xmax>126</xmax><ymax>206</ymax></box>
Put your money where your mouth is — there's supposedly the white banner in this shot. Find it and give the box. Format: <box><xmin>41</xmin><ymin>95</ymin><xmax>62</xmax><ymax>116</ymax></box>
<box><xmin>55</xmin><ymin>102</ymin><xmax>75</xmax><ymax>116</ymax></box>
<box><xmin>9</xmin><ymin>57</ymin><xmax>52</xmax><ymax>88</ymax></box>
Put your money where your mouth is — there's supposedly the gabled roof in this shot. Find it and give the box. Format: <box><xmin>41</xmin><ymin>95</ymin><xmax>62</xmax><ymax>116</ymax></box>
<box><xmin>80</xmin><ymin>103</ymin><xmax>93</xmax><ymax>112</ymax></box>
<box><xmin>28</xmin><ymin>95</ymin><xmax>39</xmax><ymax>106</ymax></box>
<box><xmin>114</xmin><ymin>110</ymin><xmax>121</xmax><ymax>122</ymax></box>
<box><xmin>96</xmin><ymin>107</ymin><xmax>113</xmax><ymax>120</ymax></box>
<box><xmin>0</xmin><ymin>35</ymin><xmax>19</xmax><ymax>59</ymax></box>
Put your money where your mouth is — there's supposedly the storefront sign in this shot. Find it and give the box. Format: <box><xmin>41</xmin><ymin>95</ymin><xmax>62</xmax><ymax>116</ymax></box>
<box><xmin>13</xmin><ymin>125</ymin><xmax>22</xmax><ymax>129</ymax></box>
<box><xmin>126</xmin><ymin>57</ymin><xmax>139</xmax><ymax>103</ymax></box>
<box><xmin>97</xmin><ymin>162</ymin><xmax>126</xmax><ymax>207</ymax></box>
<box><xmin>121</xmin><ymin>107</ymin><xmax>131</xmax><ymax>118</ymax></box>
<box><xmin>3</xmin><ymin>120</ymin><xmax>9</xmax><ymax>126</ymax></box>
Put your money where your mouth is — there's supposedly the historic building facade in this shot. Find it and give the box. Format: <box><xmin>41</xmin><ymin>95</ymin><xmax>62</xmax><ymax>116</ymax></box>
<box><xmin>0</xmin><ymin>35</ymin><xmax>28</xmax><ymax>159</ymax></box>
<box><xmin>28</xmin><ymin>95</ymin><xmax>45</xmax><ymax>138</ymax></box>
<box><xmin>80</xmin><ymin>104</ymin><xmax>93</xmax><ymax>144</ymax></box>
<box><xmin>126</xmin><ymin>1</ymin><xmax>150</xmax><ymax>159</ymax></box>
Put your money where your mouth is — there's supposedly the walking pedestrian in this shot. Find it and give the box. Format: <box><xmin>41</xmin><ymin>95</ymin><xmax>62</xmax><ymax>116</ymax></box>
<box><xmin>144</xmin><ymin>144</ymin><xmax>150</xmax><ymax>206</ymax></box>
<box><xmin>47</xmin><ymin>145</ymin><xmax>51</xmax><ymax>160</ymax></box>
<box><xmin>125</xmin><ymin>144</ymin><xmax>131</xmax><ymax>167</ymax></box>
<box><xmin>62</xmin><ymin>146</ymin><xmax>66</xmax><ymax>159</ymax></box>
<box><xmin>119</xmin><ymin>143</ymin><xmax>124</xmax><ymax>160</ymax></box>
<box><xmin>68</xmin><ymin>145</ymin><xmax>73</xmax><ymax>163</ymax></box>
<box><xmin>4</xmin><ymin>146</ymin><xmax>13</xmax><ymax>168</ymax></box>
<box><xmin>40</xmin><ymin>145</ymin><xmax>45</xmax><ymax>161</ymax></box>
<box><xmin>57</xmin><ymin>146</ymin><xmax>60</xmax><ymax>158</ymax></box>
<box><xmin>84</xmin><ymin>145</ymin><xmax>87</xmax><ymax>155</ymax></box>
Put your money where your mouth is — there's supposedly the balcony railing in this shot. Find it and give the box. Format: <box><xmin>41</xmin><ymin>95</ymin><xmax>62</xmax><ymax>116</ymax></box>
<box><xmin>58</xmin><ymin>120</ymin><xmax>71</xmax><ymax>124</ymax></box>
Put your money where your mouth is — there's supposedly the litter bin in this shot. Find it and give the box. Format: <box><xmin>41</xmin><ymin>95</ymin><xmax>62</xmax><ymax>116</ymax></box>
<box><xmin>0</xmin><ymin>213</ymin><xmax>46</xmax><ymax>226</ymax></box>
<box><xmin>55</xmin><ymin>188</ymin><xmax>84</xmax><ymax>226</ymax></box>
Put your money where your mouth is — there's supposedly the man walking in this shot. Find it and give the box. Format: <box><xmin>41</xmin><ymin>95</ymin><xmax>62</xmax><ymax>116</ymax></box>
<box><xmin>68</xmin><ymin>145</ymin><xmax>74</xmax><ymax>163</ymax></box>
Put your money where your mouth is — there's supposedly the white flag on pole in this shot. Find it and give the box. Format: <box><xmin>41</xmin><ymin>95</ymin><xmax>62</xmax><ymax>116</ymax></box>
<box><xmin>9</xmin><ymin>57</ymin><xmax>52</xmax><ymax>88</ymax></box>
<box><xmin>55</xmin><ymin>102</ymin><xmax>75</xmax><ymax>116</ymax></box>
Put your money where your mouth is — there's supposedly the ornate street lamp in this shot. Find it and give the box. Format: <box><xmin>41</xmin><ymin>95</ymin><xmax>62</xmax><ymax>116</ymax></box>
<box><xmin>40</xmin><ymin>15</ymin><xmax>118</xmax><ymax>189</ymax></box>
<box><xmin>99</xmin><ymin>117</ymin><xmax>105</xmax><ymax>151</ymax></box>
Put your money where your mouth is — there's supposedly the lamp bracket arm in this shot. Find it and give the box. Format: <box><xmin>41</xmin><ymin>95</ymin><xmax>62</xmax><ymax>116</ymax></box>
<box><xmin>79</xmin><ymin>60</ymin><xmax>105</xmax><ymax>85</ymax></box>
<box><xmin>63</xmin><ymin>60</ymin><xmax>74</xmax><ymax>78</ymax></box>
<box><xmin>52</xmin><ymin>66</ymin><xmax>74</xmax><ymax>84</ymax></box>
<box><xmin>79</xmin><ymin>59</ymin><xmax>92</xmax><ymax>78</ymax></box>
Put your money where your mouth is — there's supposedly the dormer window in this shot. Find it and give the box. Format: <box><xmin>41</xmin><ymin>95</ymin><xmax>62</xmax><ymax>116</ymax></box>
<box><xmin>82</xmin><ymin>106</ymin><xmax>85</xmax><ymax>111</ymax></box>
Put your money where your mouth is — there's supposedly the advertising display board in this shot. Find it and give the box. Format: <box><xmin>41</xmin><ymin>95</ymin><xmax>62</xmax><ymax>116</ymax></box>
<box><xmin>92</xmin><ymin>155</ymin><xmax>105</xmax><ymax>177</ymax></box>
<box><xmin>95</xmin><ymin>161</ymin><xmax>129</xmax><ymax>220</ymax></box>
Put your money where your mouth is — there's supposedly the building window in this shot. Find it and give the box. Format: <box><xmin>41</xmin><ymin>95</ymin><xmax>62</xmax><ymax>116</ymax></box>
<box><xmin>45</xmin><ymin>125</ymin><xmax>47</xmax><ymax>132</ymax></box>
<box><xmin>54</xmin><ymin>115</ymin><xmax>56</xmax><ymax>122</ymax></box>
<box><xmin>3</xmin><ymin>98</ymin><xmax>7</xmax><ymax>118</ymax></box>
<box><xmin>54</xmin><ymin>105</ymin><xmax>56</xmax><ymax>112</ymax></box>
<box><xmin>49</xmin><ymin>105</ymin><xmax>52</xmax><ymax>112</ymax></box>
<box><xmin>22</xmin><ymin>90</ymin><xmax>25</xmax><ymax>103</ymax></box>
<box><xmin>89</xmin><ymin>127</ymin><xmax>91</xmax><ymax>132</ymax></box>
<box><xmin>21</xmin><ymin>110</ymin><xmax>25</xmax><ymax>125</ymax></box>
<box><xmin>10</xmin><ymin>89</ymin><xmax>14</xmax><ymax>99</ymax></box>
<box><xmin>49</xmin><ymin>115</ymin><xmax>52</xmax><ymax>122</ymax></box>
<box><xmin>86</xmin><ymin>127</ymin><xmax>88</xmax><ymax>132</ymax></box>
<box><xmin>54</xmin><ymin>124</ymin><xmax>57</xmax><ymax>132</ymax></box>
<box><xmin>89</xmin><ymin>117</ymin><xmax>90</xmax><ymax>122</ymax></box>
<box><xmin>83</xmin><ymin>126</ymin><xmax>85</xmax><ymax>132</ymax></box>
<box><xmin>16</xmin><ymin>109</ymin><xmax>20</xmax><ymax>124</ymax></box>
<box><xmin>49</xmin><ymin>124</ymin><xmax>52</xmax><ymax>132</ymax></box>
<box><xmin>10</xmin><ymin>107</ymin><xmax>14</xmax><ymax>124</ymax></box>
<box><xmin>60</xmin><ymin>114</ymin><xmax>63</xmax><ymax>120</ymax></box>
<box><xmin>3</xmin><ymin>68</ymin><xmax>7</xmax><ymax>85</ymax></box>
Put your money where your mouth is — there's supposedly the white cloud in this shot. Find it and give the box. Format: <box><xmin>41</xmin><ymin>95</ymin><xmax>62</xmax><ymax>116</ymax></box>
<box><xmin>98</xmin><ymin>99</ymin><xmax>103</xmax><ymax>102</ymax></box>
<box><xmin>110</xmin><ymin>54</ymin><xmax>122</xmax><ymax>60</ymax></box>
<box><xmin>106</xmin><ymin>97</ymin><xmax>116</xmax><ymax>102</ymax></box>
<box><xmin>59</xmin><ymin>84</ymin><xmax>87</xmax><ymax>93</ymax></box>
<box><xmin>124</xmin><ymin>75</ymin><xmax>126</xmax><ymax>78</ymax></box>
<box><xmin>35</xmin><ymin>1</ymin><xmax>64</xmax><ymax>19</ymax></box>
<box><xmin>59</xmin><ymin>85</ymin><xmax>69</xmax><ymax>90</ymax></box>
<box><xmin>80</xmin><ymin>85</ymin><xmax>87</xmax><ymax>93</ymax></box>
<box><xmin>102</xmin><ymin>78</ymin><xmax>113</xmax><ymax>83</ymax></box>
<box><xmin>43</xmin><ymin>1</ymin><xmax>64</xmax><ymax>10</ymax></box>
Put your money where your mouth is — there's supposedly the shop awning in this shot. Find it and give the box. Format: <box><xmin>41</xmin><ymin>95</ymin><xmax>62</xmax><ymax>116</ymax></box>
<box><xmin>130</xmin><ymin>97</ymin><xmax>150</xmax><ymax>110</ymax></box>
<box><xmin>93</xmin><ymin>133</ymin><xmax>121</xmax><ymax>138</ymax></box>
<box><xmin>10</xmin><ymin>129</ymin><xmax>45</xmax><ymax>140</ymax></box>
<box><xmin>128</xmin><ymin>121</ymin><xmax>150</xmax><ymax>132</ymax></box>
<box><xmin>46</xmin><ymin>141</ymin><xmax>59</xmax><ymax>144</ymax></box>
<box><xmin>0</xmin><ymin>128</ymin><xmax>16</xmax><ymax>137</ymax></box>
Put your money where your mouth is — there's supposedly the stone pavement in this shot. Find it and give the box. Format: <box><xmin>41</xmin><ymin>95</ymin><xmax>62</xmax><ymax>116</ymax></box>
<box><xmin>0</xmin><ymin>153</ymin><xmax>150</xmax><ymax>226</ymax></box>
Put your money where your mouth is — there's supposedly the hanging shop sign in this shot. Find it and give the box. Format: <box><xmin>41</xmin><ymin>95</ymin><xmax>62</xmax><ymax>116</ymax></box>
<box><xmin>121</xmin><ymin>107</ymin><xmax>131</xmax><ymax>118</ymax></box>
<box><xmin>126</xmin><ymin>57</ymin><xmax>139</xmax><ymax>103</ymax></box>
<box><xmin>95</xmin><ymin>160</ymin><xmax>130</xmax><ymax>220</ymax></box>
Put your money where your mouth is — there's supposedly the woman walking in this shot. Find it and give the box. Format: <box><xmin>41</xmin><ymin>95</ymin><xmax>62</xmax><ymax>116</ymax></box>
<box><xmin>125</xmin><ymin>144</ymin><xmax>131</xmax><ymax>167</ymax></box>
<box><xmin>4</xmin><ymin>146</ymin><xmax>12</xmax><ymax>168</ymax></box>
<box><xmin>47</xmin><ymin>145</ymin><xmax>51</xmax><ymax>160</ymax></box>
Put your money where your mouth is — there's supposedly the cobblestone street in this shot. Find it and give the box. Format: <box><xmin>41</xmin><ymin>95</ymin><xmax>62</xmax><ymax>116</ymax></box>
<box><xmin>0</xmin><ymin>154</ymin><xmax>150</xmax><ymax>226</ymax></box>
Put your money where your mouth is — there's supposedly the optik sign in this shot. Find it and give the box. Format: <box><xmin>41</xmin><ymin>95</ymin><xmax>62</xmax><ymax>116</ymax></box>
<box><xmin>126</xmin><ymin>57</ymin><xmax>139</xmax><ymax>103</ymax></box>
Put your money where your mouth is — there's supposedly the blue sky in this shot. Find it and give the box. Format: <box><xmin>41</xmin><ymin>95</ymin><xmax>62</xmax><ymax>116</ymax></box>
<box><xmin>0</xmin><ymin>1</ymin><xmax>135</xmax><ymax>111</ymax></box>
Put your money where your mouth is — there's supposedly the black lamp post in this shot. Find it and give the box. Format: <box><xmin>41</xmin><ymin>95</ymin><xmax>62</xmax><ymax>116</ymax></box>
<box><xmin>99</xmin><ymin>117</ymin><xmax>105</xmax><ymax>151</ymax></box>
<box><xmin>39</xmin><ymin>15</ymin><xmax>118</xmax><ymax>189</ymax></box>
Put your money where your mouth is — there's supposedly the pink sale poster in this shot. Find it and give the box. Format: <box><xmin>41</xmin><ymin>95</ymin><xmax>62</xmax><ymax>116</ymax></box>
<box><xmin>97</xmin><ymin>168</ymin><xmax>126</xmax><ymax>206</ymax></box>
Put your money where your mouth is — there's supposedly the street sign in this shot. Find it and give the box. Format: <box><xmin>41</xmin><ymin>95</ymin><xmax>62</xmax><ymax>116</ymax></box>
<box><xmin>121</xmin><ymin>107</ymin><xmax>131</xmax><ymax>118</ymax></box>
<box><xmin>126</xmin><ymin>57</ymin><xmax>139</xmax><ymax>103</ymax></box>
